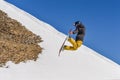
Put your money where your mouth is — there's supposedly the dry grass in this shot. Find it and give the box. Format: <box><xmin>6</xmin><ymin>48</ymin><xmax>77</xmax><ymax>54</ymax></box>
<box><xmin>0</xmin><ymin>10</ymin><xmax>42</xmax><ymax>67</ymax></box>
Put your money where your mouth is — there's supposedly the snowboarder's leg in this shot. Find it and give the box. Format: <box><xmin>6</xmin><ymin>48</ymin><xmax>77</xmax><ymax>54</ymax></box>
<box><xmin>76</xmin><ymin>40</ymin><xmax>83</xmax><ymax>48</ymax></box>
<box><xmin>64</xmin><ymin>38</ymin><xmax>78</xmax><ymax>50</ymax></box>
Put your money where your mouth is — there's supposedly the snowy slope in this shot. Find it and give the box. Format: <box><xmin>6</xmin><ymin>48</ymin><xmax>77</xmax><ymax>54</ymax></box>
<box><xmin>0</xmin><ymin>0</ymin><xmax>120</xmax><ymax>80</ymax></box>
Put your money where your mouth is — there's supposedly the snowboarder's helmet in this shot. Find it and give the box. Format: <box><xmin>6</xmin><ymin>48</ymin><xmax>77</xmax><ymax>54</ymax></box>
<box><xmin>74</xmin><ymin>21</ymin><xmax>81</xmax><ymax>26</ymax></box>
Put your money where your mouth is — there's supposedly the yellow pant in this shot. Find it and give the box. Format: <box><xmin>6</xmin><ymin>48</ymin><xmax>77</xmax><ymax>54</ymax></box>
<box><xmin>64</xmin><ymin>38</ymin><xmax>83</xmax><ymax>50</ymax></box>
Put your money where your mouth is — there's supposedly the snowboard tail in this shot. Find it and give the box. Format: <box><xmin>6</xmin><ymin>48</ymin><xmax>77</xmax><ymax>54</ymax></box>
<box><xmin>58</xmin><ymin>29</ymin><xmax>71</xmax><ymax>56</ymax></box>
<box><xmin>58</xmin><ymin>37</ymin><xmax>68</xmax><ymax>56</ymax></box>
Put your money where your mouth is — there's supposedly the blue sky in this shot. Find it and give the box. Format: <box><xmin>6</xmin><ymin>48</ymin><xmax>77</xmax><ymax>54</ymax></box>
<box><xmin>6</xmin><ymin>0</ymin><xmax>120</xmax><ymax>64</ymax></box>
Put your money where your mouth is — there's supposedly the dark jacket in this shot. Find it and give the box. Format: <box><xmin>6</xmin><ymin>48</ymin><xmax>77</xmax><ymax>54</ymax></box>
<box><xmin>73</xmin><ymin>23</ymin><xmax>85</xmax><ymax>41</ymax></box>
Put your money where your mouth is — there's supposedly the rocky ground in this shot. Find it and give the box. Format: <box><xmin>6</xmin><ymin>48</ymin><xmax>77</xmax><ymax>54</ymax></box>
<box><xmin>0</xmin><ymin>10</ymin><xmax>42</xmax><ymax>67</ymax></box>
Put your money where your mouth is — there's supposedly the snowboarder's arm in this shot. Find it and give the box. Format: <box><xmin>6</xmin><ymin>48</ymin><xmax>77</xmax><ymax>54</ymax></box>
<box><xmin>72</xmin><ymin>28</ymin><xmax>78</xmax><ymax>34</ymax></box>
<box><xmin>69</xmin><ymin>28</ymin><xmax>78</xmax><ymax>35</ymax></box>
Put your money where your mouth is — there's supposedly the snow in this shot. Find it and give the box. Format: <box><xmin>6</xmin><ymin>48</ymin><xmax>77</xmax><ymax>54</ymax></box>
<box><xmin>0</xmin><ymin>0</ymin><xmax>120</xmax><ymax>80</ymax></box>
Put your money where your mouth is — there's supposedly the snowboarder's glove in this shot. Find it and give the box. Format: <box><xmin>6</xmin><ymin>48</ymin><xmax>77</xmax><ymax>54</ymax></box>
<box><xmin>69</xmin><ymin>31</ymin><xmax>73</xmax><ymax>35</ymax></box>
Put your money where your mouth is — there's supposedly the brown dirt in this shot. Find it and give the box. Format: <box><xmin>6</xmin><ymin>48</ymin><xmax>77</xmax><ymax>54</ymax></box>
<box><xmin>0</xmin><ymin>10</ymin><xmax>42</xmax><ymax>67</ymax></box>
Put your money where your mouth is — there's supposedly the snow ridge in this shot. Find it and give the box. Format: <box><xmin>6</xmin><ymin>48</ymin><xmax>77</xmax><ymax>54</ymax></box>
<box><xmin>2</xmin><ymin>0</ymin><xmax>65</xmax><ymax>38</ymax></box>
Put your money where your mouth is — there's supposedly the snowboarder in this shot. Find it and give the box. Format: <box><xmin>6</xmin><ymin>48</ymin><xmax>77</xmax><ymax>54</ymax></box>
<box><xmin>64</xmin><ymin>21</ymin><xmax>85</xmax><ymax>50</ymax></box>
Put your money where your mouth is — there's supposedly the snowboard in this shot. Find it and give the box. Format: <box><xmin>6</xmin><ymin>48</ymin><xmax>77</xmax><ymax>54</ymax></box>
<box><xmin>58</xmin><ymin>37</ymin><xmax>68</xmax><ymax>56</ymax></box>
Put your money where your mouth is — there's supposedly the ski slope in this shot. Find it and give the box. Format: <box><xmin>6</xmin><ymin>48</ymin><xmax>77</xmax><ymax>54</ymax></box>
<box><xmin>0</xmin><ymin>0</ymin><xmax>120</xmax><ymax>80</ymax></box>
